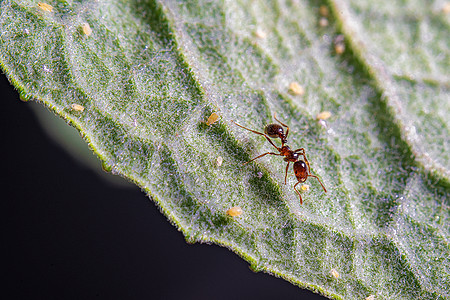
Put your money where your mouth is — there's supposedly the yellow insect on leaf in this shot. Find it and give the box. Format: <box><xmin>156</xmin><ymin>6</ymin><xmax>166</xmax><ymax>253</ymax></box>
<box><xmin>71</xmin><ymin>104</ymin><xmax>85</xmax><ymax>112</ymax></box>
<box><xmin>316</xmin><ymin>111</ymin><xmax>332</xmax><ymax>120</ymax></box>
<box><xmin>319</xmin><ymin>5</ymin><xmax>329</xmax><ymax>17</ymax></box>
<box><xmin>206</xmin><ymin>112</ymin><xmax>219</xmax><ymax>126</ymax></box>
<box><xmin>38</xmin><ymin>2</ymin><xmax>53</xmax><ymax>12</ymax></box>
<box><xmin>330</xmin><ymin>269</ymin><xmax>340</xmax><ymax>279</ymax></box>
<box><xmin>289</xmin><ymin>82</ymin><xmax>305</xmax><ymax>96</ymax></box>
<box><xmin>82</xmin><ymin>23</ymin><xmax>92</xmax><ymax>36</ymax></box>
<box><xmin>216</xmin><ymin>156</ymin><xmax>223</xmax><ymax>167</ymax></box>
<box><xmin>254</xmin><ymin>28</ymin><xmax>267</xmax><ymax>39</ymax></box>
<box><xmin>226</xmin><ymin>206</ymin><xmax>243</xmax><ymax>217</ymax></box>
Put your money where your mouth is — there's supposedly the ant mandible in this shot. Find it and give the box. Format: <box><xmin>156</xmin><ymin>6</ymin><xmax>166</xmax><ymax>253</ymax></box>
<box><xmin>232</xmin><ymin>114</ymin><xmax>327</xmax><ymax>204</ymax></box>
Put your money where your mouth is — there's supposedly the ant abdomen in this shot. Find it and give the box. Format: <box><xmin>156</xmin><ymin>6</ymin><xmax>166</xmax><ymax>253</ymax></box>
<box><xmin>294</xmin><ymin>161</ymin><xmax>308</xmax><ymax>182</ymax></box>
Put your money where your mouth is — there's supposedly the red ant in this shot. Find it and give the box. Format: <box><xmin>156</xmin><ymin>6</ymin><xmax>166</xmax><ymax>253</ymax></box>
<box><xmin>232</xmin><ymin>115</ymin><xmax>327</xmax><ymax>204</ymax></box>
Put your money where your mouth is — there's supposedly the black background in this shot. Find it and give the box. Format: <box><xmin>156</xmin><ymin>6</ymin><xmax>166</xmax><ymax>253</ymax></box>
<box><xmin>1</xmin><ymin>72</ymin><xmax>325</xmax><ymax>300</ymax></box>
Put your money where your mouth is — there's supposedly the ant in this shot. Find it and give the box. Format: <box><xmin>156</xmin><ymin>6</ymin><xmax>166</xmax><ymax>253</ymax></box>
<box><xmin>232</xmin><ymin>115</ymin><xmax>327</xmax><ymax>204</ymax></box>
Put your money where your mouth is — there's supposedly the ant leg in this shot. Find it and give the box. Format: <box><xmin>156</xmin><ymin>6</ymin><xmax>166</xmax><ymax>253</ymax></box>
<box><xmin>243</xmin><ymin>152</ymin><xmax>281</xmax><ymax>166</ymax></box>
<box><xmin>232</xmin><ymin>121</ymin><xmax>280</xmax><ymax>151</ymax></box>
<box><xmin>307</xmin><ymin>174</ymin><xmax>327</xmax><ymax>193</ymax></box>
<box><xmin>274</xmin><ymin>113</ymin><xmax>290</xmax><ymax>139</ymax></box>
<box><xmin>293</xmin><ymin>148</ymin><xmax>311</xmax><ymax>170</ymax></box>
<box><xmin>293</xmin><ymin>181</ymin><xmax>303</xmax><ymax>205</ymax></box>
<box><xmin>284</xmin><ymin>162</ymin><xmax>290</xmax><ymax>185</ymax></box>
<box><xmin>293</xmin><ymin>148</ymin><xmax>305</xmax><ymax>154</ymax></box>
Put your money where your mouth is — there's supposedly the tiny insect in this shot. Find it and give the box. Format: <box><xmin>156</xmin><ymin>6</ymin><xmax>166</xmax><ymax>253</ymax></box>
<box><xmin>254</xmin><ymin>28</ymin><xmax>267</xmax><ymax>39</ymax></box>
<box><xmin>82</xmin><ymin>23</ymin><xmax>92</xmax><ymax>36</ymax></box>
<box><xmin>206</xmin><ymin>112</ymin><xmax>219</xmax><ymax>126</ymax></box>
<box><xmin>330</xmin><ymin>268</ymin><xmax>340</xmax><ymax>279</ymax></box>
<box><xmin>316</xmin><ymin>111</ymin><xmax>332</xmax><ymax>120</ymax></box>
<box><xmin>37</xmin><ymin>2</ymin><xmax>53</xmax><ymax>12</ymax></box>
<box><xmin>319</xmin><ymin>17</ymin><xmax>329</xmax><ymax>27</ymax></box>
<box><xmin>319</xmin><ymin>5</ymin><xmax>329</xmax><ymax>17</ymax></box>
<box><xmin>226</xmin><ymin>206</ymin><xmax>243</xmax><ymax>217</ymax></box>
<box><xmin>334</xmin><ymin>35</ymin><xmax>345</xmax><ymax>55</ymax></box>
<box><xmin>232</xmin><ymin>114</ymin><xmax>326</xmax><ymax>204</ymax></box>
<box><xmin>216</xmin><ymin>156</ymin><xmax>223</xmax><ymax>167</ymax></box>
<box><xmin>289</xmin><ymin>82</ymin><xmax>305</xmax><ymax>96</ymax></box>
<box><xmin>71</xmin><ymin>103</ymin><xmax>85</xmax><ymax>112</ymax></box>
<box><xmin>443</xmin><ymin>2</ymin><xmax>450</xmax><ymax>14</ymax></box>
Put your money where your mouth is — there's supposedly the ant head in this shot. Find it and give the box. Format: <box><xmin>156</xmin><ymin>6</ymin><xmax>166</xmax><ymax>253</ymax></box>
<box><xmin>264</xmin><ymin>124</ymin><xmax>287</xmax><ymax>143</ymax></box>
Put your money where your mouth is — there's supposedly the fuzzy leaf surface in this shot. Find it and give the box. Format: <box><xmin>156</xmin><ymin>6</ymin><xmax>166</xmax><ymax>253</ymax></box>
<box><xmin>0</xmin><ymin>0</ymin><xmax>449</xmax><ymax>299</ymax></box>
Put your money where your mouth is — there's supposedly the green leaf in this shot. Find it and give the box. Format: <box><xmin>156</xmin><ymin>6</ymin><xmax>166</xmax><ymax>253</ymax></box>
<box><xmin>1</xmin><ymin>0</ymin><xmax>449</xmax><ymax>299</ymax></box>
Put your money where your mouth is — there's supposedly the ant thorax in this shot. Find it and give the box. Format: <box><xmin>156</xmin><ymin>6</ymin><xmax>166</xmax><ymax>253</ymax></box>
<box><xmin>281</xmin><ymin>146</ymin><xmax>299</xmax><ymax>162</ymax></box>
